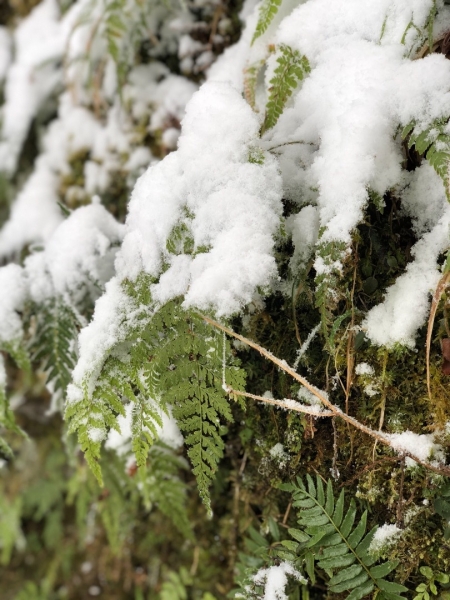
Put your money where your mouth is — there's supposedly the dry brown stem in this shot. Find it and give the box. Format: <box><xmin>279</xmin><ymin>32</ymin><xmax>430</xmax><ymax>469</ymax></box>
<box><xmin>426</xmin><ymin>272</ymin><xmax>450</xmax><ymax>401</ymax></box>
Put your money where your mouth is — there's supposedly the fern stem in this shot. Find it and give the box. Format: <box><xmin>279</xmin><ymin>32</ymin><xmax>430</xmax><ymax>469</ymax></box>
<box><xmin>201</xmin><ymin>315</ymin><xmax>450</xmax><ymax>477</ymax></box>
<box><xmin>264</xmin><ymin>139</ymin><xmax>315</xmax><ymax>153</ymax></box>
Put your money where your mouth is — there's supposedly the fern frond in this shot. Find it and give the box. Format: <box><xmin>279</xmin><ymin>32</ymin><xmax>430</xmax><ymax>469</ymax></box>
<box><xmin>144</xmin><ymin>301</ymin><xmax>245</xmax><ymax>514</ymax></box>
<box><xmin>0</xmin><ymin>495</ymin><xmax>23</xmax><ymax>565</ymax></box>
<box><xmin>0</xmin><ymin>346</ymin><xmax>28</xmax><ymax>457</ymax></box>
<box><xmin>2</xmin><ymin>340</ymin><xmax>31</xmax><ymax>375</ymax></box>
<box><xmin>244</xmin><ymin>60</ymin><xmax>266</xmax><ymax>110</ymax></box>
<box><xmin>65</xmin><ymin>275</ymin><xmax>159</xmax><ymax>484</ymax></box>
<box><xmin>280</xmin><ymin>476</ymin><xmax>408</xmax><ymax>599</ymax></box>
<box><xmin>104</xmin><ymin>0</ymin><xmax>128</xmax><ymax>84</ymax></box>
<box><xmin>142</xmin><ymin>444</ymin><xmax>193</xmax><ymax>539</ymax></box>
<box><xmin>402</xmin><ymin>118</ymin><xmax>450</xmax><ymax>201</ymax></box>
<box><xmin>30</xmin><ymin>298</ymin><xmax>78</xmax><ymax>401</ymax></box>
<box><xmin>252</xmin><ymin>0</ymin><xmax>283</xmax><ymax>44</ymax></box>
<box><xmin>262</xmin><ymin>45</ymin><xmax>310</xmax><ymax>133</ymax></box>
<box><xmin>67</xmin><ymin>278</ymin><xmax>245</xmax><ymax>512</ymax></box>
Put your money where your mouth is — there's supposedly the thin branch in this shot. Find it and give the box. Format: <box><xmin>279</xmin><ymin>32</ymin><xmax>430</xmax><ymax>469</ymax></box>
<box><xmin>201</xmin><ymin>314</ymin><xmax>450</xmax><ymax>477</ymax></box>
<box><xmin>345</xmin><ymin>248</ymin><xmax>358</xmax><ymax>414</ymax></box>
<box><xmin>426</xmin><ymin>272</ymin><xmax>450</xmax><ymax>401</ymax></box>
<box><xmin>225</xmin><ymin>386</ymin><xmax>334</xmax><ymax>417</ymax></box>
<box><xmin>331</xmin><ymin>417</ymin><xmax>339</xmax><ymax>480</ymax></box>
<box><xmin>396</xmin><ymin>458</ymin><xmax>406</xmax><ymax>529</ymax></box>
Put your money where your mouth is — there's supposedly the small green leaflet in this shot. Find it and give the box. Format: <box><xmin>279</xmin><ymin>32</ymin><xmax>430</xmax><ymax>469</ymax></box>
<box><xmin>252</xmin><ymin>0</ymin><xmax>283</xmax><ymax>44</ymax></box>
<box><xmin>262</xmin><ymin>45</ymin><xmax>310</xmax><ymax>133</ymax></box>
<box><xmin>402</xmin><ymin>119</ymin><xmax>450</xmax><ymax>202</ymax></box>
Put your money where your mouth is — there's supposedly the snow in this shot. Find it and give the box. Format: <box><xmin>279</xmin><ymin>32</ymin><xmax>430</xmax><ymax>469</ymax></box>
<box><xmin>355</xmin><ymin>363</ymin><xmax>375</xmax><ymax>376</ymax></box>
<box><xmin>273</xmin><ymin>41</ymin><xmax>450</xmax><ymax>245</ymax></box>
<box><xmin>0</xmin><ymin>60</ymin><xmax>196</xmax><ymax>258</ymax></box>
<box><xmin>285</xmin><ymin>206</ymin><xmax>319</xmax><ymax>269</ymax></box>
<box><xmin>87</xmin><ymin>427</ymin><xmax>106</xmax><ymax>443</ymax></box>
<box><xmin>293</xmin><ymin>324</ymin><xmax>320</xmax><ymax>370</ymax></box>
<box><xmin>364</xmin><ymin>210</ymin><xmax>450</xmax><ymax>347</ymax></box>
<box><xmin>105</xmin><ymin>404</ymin><xmax>183</xmax><ymax>455</ymax></box>
<box><xmin>386</xmin><ymin>430</ymin><xmax>446</xmax><ymax>465</ymax></box>
<box><xmin>0</xmin><ymin>0</ymin><xmax>65</xmax><ymax>174</ymax></box>
<box><xmin>0</xmin><ymin>160</ymin><xmax>63</xmax><ymax>257</ymax></box>
<box><xmin>118</xmin><ymin>81</ymin><xmax>283</xmax><ymax>316</ymax></box>
<box><xmin>401</xmin><ymin>163</ymin><xmax>448</xmax><ymax>236</ymax></box>
<box><xmin>67</xmin><ymin>277</ymin><xmax>138</xmax><ymax>399</ymax></box>
<box><xmin>30</xmin><ymin>202</ymin><xmax>124</xmax><ymax>304</ymax></box>
<box><xmin>369</xmin><ymin>523</ymin><xmax>402</xmax><ymax>554</ymax></box>
<box><xmin>252</xmin><ymin>562</ymin><xmax>307</xmax><ymax>600</ymax></box>
<box><xmin>269</xmin><ymin>442</ymin><xmax>289</xmax><ymax>467</ymax></box>
<box><xmin>0</xmin><ymin>27</ymin><xmax>11</xmax><ymax>83</ymax></box>
<box><xmin>282</xmin><ymin>398</ymin><xmax>323</xmax><ymax>415</ymax></box>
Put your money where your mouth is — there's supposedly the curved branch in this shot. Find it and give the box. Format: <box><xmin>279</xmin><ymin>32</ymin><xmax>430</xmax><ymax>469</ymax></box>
<box><xmin>225</xmin><ymin>386</ymin><xmax>334</xmax><ymax>417</ymax></box>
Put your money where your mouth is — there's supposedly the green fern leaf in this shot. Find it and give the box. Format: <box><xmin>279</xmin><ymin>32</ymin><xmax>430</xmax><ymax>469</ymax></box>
<box><xmin>30</xmin><ymin>298</ymin><xmax>78</xmax><ymax>399</ymax></box>
<box><xmin>401</xmin><ymin>121</ymin><xmax>415</xmax><ymax>140</ymax></box>
<box><xmin>69</xmin><ymin>285</ymin><xmax>245</xmax><ymax>512</ymax></box>
<box><xmin>347</xmin><ymin>511</ymin><xmax>367</xmax><ymax>546</ymax></box>
<box><xmin>376</xmin><ymin>579</ymin><xmax>409</xmax><ymax>594</ymax></box>
<box><xmin>252</xmin><ymin>0</ymin><xmax>283</xmax><ymax>44</ymax></box>
<box><xmin>146</xmin><ymin>303</ymin><xmax>244</xmax><ymax>514</ymax></box>
<box><xmin>403</xmin><ymin>118</ymin><xmax>450</xmax><ymax>201</ymax></box>
<box><xmin>320</xmin><ymin>543</ymin><xmax>348</xmax><ymax>559</ymax></box>
<box><xmin>340</xmin><ymin>499</ymin><xmax>357</xmax><ymax>537</ymax></box>
<box><xmin>329</xmin><ymin>565</ymin><xmax>367</xmax><ymax>591</ymax></box>
<box><xmin>139</xmin><ymin>444</ymin><xmax>193</xmax><ymax>539</ymax></box>
<box><xmin>288</xmin><ymin>528</ymin><xmax>309</xmax><ymax>543</ymax></box>
<box><xmin>356</xmin><ymin>526</ymin><xmax>378</xmax><ymax>566</ymax></box>
<box><xmin>262</xmin><ymin>45</ymin><xmax>310</xmax><ymax>133</ymax></box>
<box><xmin>319</xmin><ymin>554</ymin><xmax>356</xmax><ymax>570</ymax></box>
<box><xmin>370</xmin><ymin>561</ymin><xmax>400</xmax><ymax>579</ymax></box>
<box><xmin>333</xmin><ymin>489</ymin><xmax>345</xmax><ymax>527</ymax></box>
<box><xmin>0</xmin><ymin>350</ymin><xmax>27</xmax><ymax>456</ymax></box>
<box><xmin>2</xmin><ymin>339</ymin><xmax>31</xmax><ymax>375</ymax></box>
<box><xmin>346</xmin><ymin>581</ymin><xmax>376</xmax><ymax>600</ymax></box>
<box><xmin>286</xmin><ymin>476</ymin><xmax>407</xmax><ymax>598</ymax></box>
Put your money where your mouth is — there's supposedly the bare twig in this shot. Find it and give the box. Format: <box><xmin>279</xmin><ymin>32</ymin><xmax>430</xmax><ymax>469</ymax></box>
<box><xmin>372</xmin><ymin>351</ymin><xmax>389</xmax><ymax>461</ymax></box>
<box><xmin>331</xmin><ymin>417</ymin><xmax>339</xmax><ymax>480</ymax></box>
<box><xmin>225</xmin><ymin>387</ymin><xmax>334</xmax><ymax>417</ymax></box>
<box><xmin>282</xmin><ymin>501</ymin><xmax>292</xmax><ymax>525</ymax></box>
<box><xmin>426</xmin><ymin>272</ymin><xmax>450</xmax><ymax>401</ymax></box>
<box><xmin>396</xmin><ymin>458</ymin><xmax>406</xmax><ymax>528</ymax></box>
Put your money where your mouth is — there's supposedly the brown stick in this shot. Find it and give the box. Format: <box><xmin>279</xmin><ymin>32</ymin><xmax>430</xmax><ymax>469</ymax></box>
<box><xmin>426</xmin><ymin>272</ymin><xmax>450</xmax><ymax>401</ymax></box>
<box><xmin>396</xmin><ymin>458</ymin><xmax>406</xmax><ymax>529</ymax></box>
<box><xmin>225</xmin><ymin>387</ymin><xmax>334</xmax><ymax>417</ymax></box>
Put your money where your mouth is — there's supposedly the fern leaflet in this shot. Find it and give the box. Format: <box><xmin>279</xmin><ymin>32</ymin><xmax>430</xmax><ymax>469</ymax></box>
<box><xmin>141</xmin><ymin>301</ymin><xmax>246</xmax><ymax>514</ymax></box>
<box><xmin>0</xmin><ymin>343</ymin><xmax>29</xmax><ymax>457</ymax></box>
<box><xmin>402</xmin><ymin>118</ymin><xmax>450</xmax><ymax>201</ymax></box>
<box><xmin>262</xmin><ymin>45</ymin><xmax>310</xmax><ymax>133</ymax></box>
<box><xmin>30</xmin><ymin>298</ymin><xmax>78</xmax><ymax>401</ymax></box>
<box><xmin>252</xmin><ymin>0</ymin><xmax>283</xmax><ymax>44</ymax></box>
